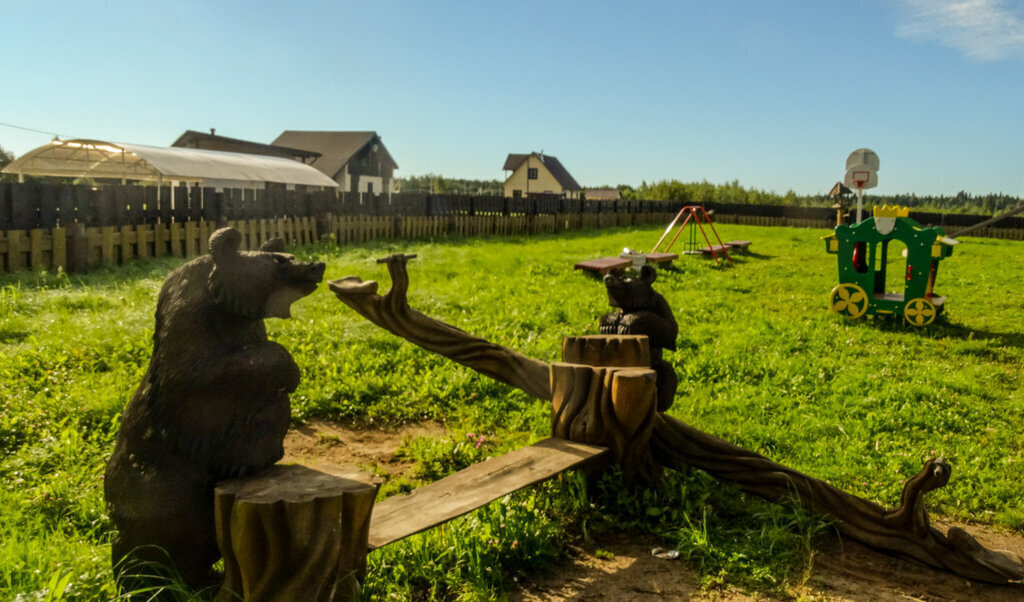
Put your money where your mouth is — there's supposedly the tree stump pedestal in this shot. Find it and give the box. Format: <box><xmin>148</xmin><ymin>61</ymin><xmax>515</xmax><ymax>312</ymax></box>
<box><xmin>552</xmin><ymin>335</ymin><xmax>660</xmax><ymax>484</ymax></box>
<box><xmin>214</xmin><ymin>464</ymin><xmax>378</xmax><ymax>602</ymax></box>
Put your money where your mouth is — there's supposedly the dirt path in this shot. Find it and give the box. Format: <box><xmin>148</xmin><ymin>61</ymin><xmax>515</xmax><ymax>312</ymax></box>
<box><xmin>283</xmin><ymin>422</ymin><xmax>1024</xmax><ymax>601</ymax></box>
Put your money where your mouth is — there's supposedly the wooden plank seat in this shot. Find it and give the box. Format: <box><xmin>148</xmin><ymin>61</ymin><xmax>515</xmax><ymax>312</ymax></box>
<box><xmin>574</xmin><ymin>257</ymin><xmax>630</xmax><ymax>274</ymax></box>
<box><xmin>700</xmin><ymin>244</ymin><xmax>731</xmax><ymax>256</ymax></box>
<box><xmin>725</xmin><ymin>240</ymin><xmax>751</xmax><ymax>253</ymax></box>
<box><xmin>367</xmin><ymin>437</ymin><xmax>608</xmax><ymax>549</ymax></box>
<box><xmin>645</xmin><ymin>252</ymin><xmax>679</xmax><ymax>267</ymax></box>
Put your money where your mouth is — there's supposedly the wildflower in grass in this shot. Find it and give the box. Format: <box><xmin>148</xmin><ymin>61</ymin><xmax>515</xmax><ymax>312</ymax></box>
<box><xmin>475</xmin><ymin>434</ymin><xmax>487</xmax><ymax>449</ymax></box>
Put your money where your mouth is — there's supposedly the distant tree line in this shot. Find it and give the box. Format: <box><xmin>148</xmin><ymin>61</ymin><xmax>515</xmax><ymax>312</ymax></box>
<box><xmin>395</xmin><ymin>174</ymin><xmax>503</xmax><ymax>196</ymax></box>
<box><xmin>621</xmin><ymin>179</ymin><xmax>1023</xmax><ymax>216</ymax></box>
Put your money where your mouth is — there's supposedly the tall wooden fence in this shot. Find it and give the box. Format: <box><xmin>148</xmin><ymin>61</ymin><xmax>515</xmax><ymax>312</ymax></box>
<box><xmin>0</xmin><ymin>182</ymin><xmax>1021</xmax><ymax>274</ymax></box>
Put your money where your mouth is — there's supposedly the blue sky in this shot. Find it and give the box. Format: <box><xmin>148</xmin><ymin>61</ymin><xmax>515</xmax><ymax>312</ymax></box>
<box><xmin>1</xmin><ymin>0</ymin><xmax>1022</xmax><ymax>196</ymax></box>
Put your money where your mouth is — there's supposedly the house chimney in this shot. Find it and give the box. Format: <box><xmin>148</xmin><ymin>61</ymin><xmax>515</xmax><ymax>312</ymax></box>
<box><xmin>210</xmin><ymin>128</ymin><xmax>216</xmax><ymax>136</ymax></box>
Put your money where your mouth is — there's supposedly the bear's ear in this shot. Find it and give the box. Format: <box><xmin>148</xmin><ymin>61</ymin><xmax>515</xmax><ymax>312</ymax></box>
<box><xmin>209</xmin><ymin>228</ymin><xmax>242</xmax><ymax>263</ymax></box>
<box><xmin>640</xmin><ymin>265</ymin><xmax>657</xmax><ymax>284</ymax></box>
<box><xmin>259</xmin><ymin>237</ymin><xmax>285</xmax><ymax>253</ymax></box>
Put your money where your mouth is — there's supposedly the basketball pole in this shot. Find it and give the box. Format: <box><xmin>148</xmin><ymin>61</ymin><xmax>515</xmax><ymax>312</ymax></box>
<box><xmin>856</xmin><ymin>186</ymin><xmax>864</xmax><ymax>223</ymax></box>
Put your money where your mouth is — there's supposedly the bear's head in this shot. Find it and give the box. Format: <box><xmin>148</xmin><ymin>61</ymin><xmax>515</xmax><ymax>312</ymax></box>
<box><xmin>208</xmin><ymin>228</ymin><xmax>325</xmax><ymax>319</ymax></box>
<box><xmin>604</xmin><ymin>265</ymin><xmax>658</xmax><ymax>310</ymax></box>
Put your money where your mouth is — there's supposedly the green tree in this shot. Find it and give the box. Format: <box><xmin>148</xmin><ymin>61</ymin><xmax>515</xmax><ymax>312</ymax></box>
<box><xmin>0</xmin><ymin>144</ymin><xmax>13</xmax><ymax>170</ymax></box>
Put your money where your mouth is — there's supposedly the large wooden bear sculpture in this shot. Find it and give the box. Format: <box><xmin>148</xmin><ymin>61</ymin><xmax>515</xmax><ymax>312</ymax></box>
<box><xmin>104</xmin><ymin>228</ymin><xmax>325</xmax><ymax>591</ymax></box>
<box><xmin>599</xmin><ymin>265</ymin><xmax>679</xmax><ymax>411</ymax></box>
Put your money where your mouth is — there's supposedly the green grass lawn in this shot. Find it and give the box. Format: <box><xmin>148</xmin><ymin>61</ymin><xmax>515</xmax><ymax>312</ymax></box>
<box><xmin>2</xmin><ymin>223</ymin><xmax>1022</xmax><ymax>600</ymax></box>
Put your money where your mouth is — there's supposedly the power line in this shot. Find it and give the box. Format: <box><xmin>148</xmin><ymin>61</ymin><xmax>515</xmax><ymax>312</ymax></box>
<box><xmin>0</xmin><ymin>120</ymin><xmax>74</xmax><ymax>139</ymax></box>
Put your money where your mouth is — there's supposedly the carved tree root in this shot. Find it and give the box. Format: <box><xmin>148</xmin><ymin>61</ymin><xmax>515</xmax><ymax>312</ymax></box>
<box><xmin>651</xmin><ymin>413</ymin><xmax>1024</xmax><ymax>584</ymax></box>
<box><xmin>328</xmin><ymin>254</ymin><xmax>551</xmax><ymax>401</ymax></box>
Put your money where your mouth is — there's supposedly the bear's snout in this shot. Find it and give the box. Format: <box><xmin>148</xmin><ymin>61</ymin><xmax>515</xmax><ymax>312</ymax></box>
<box><xmin>285</xmin><ymin>261</ymin><xmax>326</xmax><ymax>284</ymax></box>
<box><xmin>304</xmin><ymin>261</ymin><xmax>326</xmax><ymax>283</ymax></box>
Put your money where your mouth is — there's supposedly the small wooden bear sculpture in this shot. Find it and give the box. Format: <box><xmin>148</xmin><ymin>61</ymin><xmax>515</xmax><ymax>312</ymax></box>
<box><xmin>599</xmin><ymin>265</ymin><xmax>678</xmax><ymax>411</ymax></box>
<box><xmin>104</xmin><ymin>228</ymin><xmax>324</xmax><ymax>592</ymax></box>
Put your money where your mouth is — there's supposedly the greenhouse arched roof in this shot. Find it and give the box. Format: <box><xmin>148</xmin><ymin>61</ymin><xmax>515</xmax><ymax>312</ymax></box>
<box><xmin>2</xmin><ymin>139</ymin><xmax>338</xmax><ymax>188</ymax></box>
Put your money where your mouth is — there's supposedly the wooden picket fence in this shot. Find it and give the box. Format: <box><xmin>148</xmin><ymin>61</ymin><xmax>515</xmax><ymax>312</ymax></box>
<box><xmin>3</xmin><ymin>177</ymin><xmax>1023</xmax><ymax>275</ymax></box>
<box><xmin>0</xmin><ymin>211</ymin><xmax>681</xmax><ymax>274</ymax></box>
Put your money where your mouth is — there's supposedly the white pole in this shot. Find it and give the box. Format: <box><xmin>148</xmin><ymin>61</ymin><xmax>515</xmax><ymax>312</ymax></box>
<box><xmin>856</xmin><ymin>187</ymin><xmax>864</xmax><ymax>223</ymax></box>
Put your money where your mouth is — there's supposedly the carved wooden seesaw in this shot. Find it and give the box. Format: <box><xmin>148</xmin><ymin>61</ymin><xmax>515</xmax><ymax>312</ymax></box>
<box><xmin>206</xmin><ymin>252</ymin><xmax>1022</xmax><ymax>600</ymax></box>
<box><xmin>323</xmin><ymin>253</ymin><xmax>1023</xmax><ymax>586</ymax></box>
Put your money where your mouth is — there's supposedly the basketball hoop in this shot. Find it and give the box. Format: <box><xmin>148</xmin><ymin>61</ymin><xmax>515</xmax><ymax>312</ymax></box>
<box><xmin>843</xmin><ymin>150</ymin><xmax>880</xmax><ymax>224</ymax></box>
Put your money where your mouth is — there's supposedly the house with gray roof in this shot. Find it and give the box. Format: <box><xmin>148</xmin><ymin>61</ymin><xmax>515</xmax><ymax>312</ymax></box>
<box><xmin>273</xmin><ymin>131</ymin><xmax>397</xmax><ymax>195</ymax></box>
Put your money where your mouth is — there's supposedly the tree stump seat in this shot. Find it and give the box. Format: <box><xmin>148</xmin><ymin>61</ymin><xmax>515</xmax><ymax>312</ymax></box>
<box><xmin>215</xmin><ymin>464</ymin><xmax>378</xmax><ymax>602</ymax></box>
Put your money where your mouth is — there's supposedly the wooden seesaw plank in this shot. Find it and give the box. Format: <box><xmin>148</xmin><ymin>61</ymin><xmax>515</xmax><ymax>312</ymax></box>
<box><xmin>368</xmin><ymin>437</ymin><xmax>608</xmax><ymax>550</ymax></box>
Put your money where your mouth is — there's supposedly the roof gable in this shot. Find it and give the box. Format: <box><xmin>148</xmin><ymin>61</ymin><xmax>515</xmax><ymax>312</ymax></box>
<box><xmin>171</xmin><ymin>130</ymin><xmax>321</xmax><ymax>162</ymax></box>
<box><xmin>272</xmin><ymin>131</ymin><xmax>398</xmax><ymax>179</ymax></box>
<box><xmin>503</xmin><ymin>152</ymin><xmax>581</xmax><ymax>191</ymax></box>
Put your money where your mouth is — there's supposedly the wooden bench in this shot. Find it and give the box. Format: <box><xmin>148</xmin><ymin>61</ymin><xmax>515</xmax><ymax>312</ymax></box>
<box><xmin>575</xmin><ymin>252</ymin><xmax>679</xmax><ymax>275</ymax></box>
<box><xmin>645</xmin><ymin>252</ymin><xmax>679</xmax><ymax>268</ymax></box>
<box><xmin>700</xmin><ymin>244</ymin><xmax>731</xmax><ymax>256</ymax></box>
<box><xmin>573</xmin><ymin>257</ymin><xmax>630</xmax><ymax>275</ymax></box>
<box><xmin>368</xmin><ymin>437</ymin><xmax>608</xmax><ymax>549</ymax></box>
<box><xmin>726</xmin><ymin>240</ymin><xmax>751</xmax><ymax>254</ymax></box>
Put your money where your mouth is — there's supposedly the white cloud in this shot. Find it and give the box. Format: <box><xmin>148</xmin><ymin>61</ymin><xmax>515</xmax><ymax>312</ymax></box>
<box><xmin>896</xmin><ymin>0</ymin><xmax>1024</xmax><ymax>61</ymax></box>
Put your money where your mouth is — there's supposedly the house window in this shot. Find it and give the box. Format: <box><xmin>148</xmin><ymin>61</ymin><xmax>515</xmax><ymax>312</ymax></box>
<box><xmin>527</xmin><ymin>168</ymin><xmax>538</xmax><ymax>180</ymax></box>
<box><xmin>512</xmin><ymin>189</ymin><xmax>523</xmax><ymax>198</ymax></box>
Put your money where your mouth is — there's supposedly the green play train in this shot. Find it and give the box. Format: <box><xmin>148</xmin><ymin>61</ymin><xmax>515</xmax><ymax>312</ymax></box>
<box><xmin>823</xmin><ymin>205</ymin><xmax>958</xmax><ymax>327</ymax></box>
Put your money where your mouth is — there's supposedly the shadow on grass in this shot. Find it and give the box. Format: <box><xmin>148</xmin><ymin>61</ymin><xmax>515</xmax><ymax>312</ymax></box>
<box><xmin>933</xmin><ymin>321</ymin><xmax>1024</xmax><ymax>349</ymax></box>
<box><xmin>847</xmin><ymin>314</ymin><xmax>1024</xmax><ymax>349</ymax></box>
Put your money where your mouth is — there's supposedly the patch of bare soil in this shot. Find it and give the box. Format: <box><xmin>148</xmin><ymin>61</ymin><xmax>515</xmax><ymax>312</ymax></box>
<box><xmin>282</xmin><ymin>423</ymin><xmax>1024</xmax><ymax>601</ymax></box>
<box><xmin>281</xmin><ymin>419</ymin><xmax>446</xmax><ymax>479</ymax></box>
<box><xmin>514</xmin><ymin>524</ymin><xmax>1024</xmax><ymax>601</ymax></box>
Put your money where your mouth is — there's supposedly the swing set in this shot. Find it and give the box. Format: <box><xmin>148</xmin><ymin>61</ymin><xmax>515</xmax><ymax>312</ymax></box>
<box><xmin>651</xmin><ymin>205</ymin><xmax>735</xmax><ymax>266</ymax></box>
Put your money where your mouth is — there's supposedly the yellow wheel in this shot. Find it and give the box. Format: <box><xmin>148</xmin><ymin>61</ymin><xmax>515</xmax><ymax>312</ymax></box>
<box><xmin>904</xmin><ymin>297</ymin><xmax>937</xmax><ymax>327</ymax></box>
<box><xmin>829</xmin><ymin>283</ymin><xmax>868</xmax><ymax>319</ymax></box>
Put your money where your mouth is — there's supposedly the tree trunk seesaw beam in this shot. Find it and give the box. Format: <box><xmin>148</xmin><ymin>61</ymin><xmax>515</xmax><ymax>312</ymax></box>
<box><xmin>329</xmin><ymin>253</ymin><xmax>551</xmax><ymax>401</ymax></box>
<box><xmin>326</xmin><ymin>255</ymin><xmax>1024</xmax><ymax>586</ymax></box>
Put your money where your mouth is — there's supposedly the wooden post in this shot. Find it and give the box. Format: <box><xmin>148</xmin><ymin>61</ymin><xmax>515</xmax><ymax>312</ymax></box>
<box><xmin>29</xmin><ymin>228</ymin><xmax>45</xmax><ymax>271</ymax></box>
<box><xmin>66</xmin><ymin>223</ymin><xmax>89</xmax><ymax>272</ymax></box>
<box><xmin>184</xmin><ymin>221</ymin><xmax>198</xmax><ymax>258</ymax></box>
<box><xmin>100</xmin><ymin>226</ymin><xmax>116</xmax><ymax>265</ymax></box>
<box><xmin>52</xmin><ymin>227</ymin><xmax>67</xmax><ymax>272</ymax></box>
<box><xmin>168</xmin><ymin>222</ymin><xmax>181</xmax><ymax>256</ymax></box>
<box><xmin>214</xmin><ymin>464</ymin><xmax>378</xmax><ymax>602</ymax></box>
<box><xmin>136</xmin><ymin>225</ymin><xmax>150</xmax><ymax>260</ymax></box>
<box><xmin>7</xmin><ymin>230</ymin><xmax>25</xmax><ymax>272</ymax></box>
<box><xmin>153</xmin><ymin>222</ymin><xmax>166</xmax><ymax>258</ymax></box>
<box><xmin>120</xmin><ymin>224</ymin><xmax>134</xmax><ymax>265</ymax></box>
